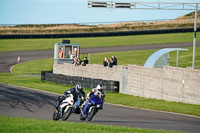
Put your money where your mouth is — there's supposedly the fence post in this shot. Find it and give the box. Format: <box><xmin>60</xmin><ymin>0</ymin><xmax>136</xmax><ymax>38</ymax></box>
<box><xmin>122</xmin><ymin>67</ymin><xmax>128</xmax><ymax>94</ymax></box>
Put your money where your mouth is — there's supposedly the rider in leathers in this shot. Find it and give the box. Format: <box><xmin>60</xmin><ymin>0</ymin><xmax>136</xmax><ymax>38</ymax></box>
<box><xmin>81</xmin><ymin>84</ymin><xmax>105</xmax><ymax>117</ymax></box>
<box><xmin>55</xmin><ymin>83</ymin><xmax>85</xmax><ymax>111</ymax></box>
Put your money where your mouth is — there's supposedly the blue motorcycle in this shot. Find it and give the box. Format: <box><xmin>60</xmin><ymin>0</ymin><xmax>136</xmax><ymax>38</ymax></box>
<box><xmin>80</xmin><ymin>93</ymin><xmax>104</xmax><ymax>121</ymax></box>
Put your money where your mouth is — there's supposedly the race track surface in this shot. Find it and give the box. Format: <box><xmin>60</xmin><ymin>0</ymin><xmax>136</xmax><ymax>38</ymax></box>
<box><xmin>0</xmin><ymin>84</ymin><xmax>200</xmax><ymax>133</ymax></box>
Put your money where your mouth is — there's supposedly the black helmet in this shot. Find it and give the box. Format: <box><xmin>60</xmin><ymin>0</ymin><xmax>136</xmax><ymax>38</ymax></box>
<box><xmin>75</xmin><ymin>83</ymin><xmax>83</xmax><ymax>93</ymax></box>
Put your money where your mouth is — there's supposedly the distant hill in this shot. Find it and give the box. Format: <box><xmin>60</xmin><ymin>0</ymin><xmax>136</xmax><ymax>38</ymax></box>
<box><xmin>176</xmin><ymin>10</ymin><xmax>200</xmax><ymax>19</ymax></box>
<box><xmin>0</xmin><ymin>10</ymin><xmax>199</xmax><ymax>35</ymax></box>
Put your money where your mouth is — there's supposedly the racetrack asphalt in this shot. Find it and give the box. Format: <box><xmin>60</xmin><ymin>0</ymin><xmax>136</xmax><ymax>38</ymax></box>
<box><xmin>0</xmin><ymin>83</ymin><xmax>200</xmax><ymax>132</ymax></box>
<box><xmin>0</xmin><ymin>42</ymin><xmax>199</xmax><ymax>73</ymax></box>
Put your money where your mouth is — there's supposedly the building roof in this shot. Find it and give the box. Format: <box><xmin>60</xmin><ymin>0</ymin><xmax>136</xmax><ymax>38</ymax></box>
<box><xmin>144</xmin><ymin>48</ymin><xmax>188</xmax><ymax>68</ymax></box>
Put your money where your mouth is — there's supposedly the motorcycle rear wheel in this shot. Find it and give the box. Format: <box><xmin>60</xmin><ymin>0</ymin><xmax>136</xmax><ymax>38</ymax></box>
<box><xmin>62</xmin><ymin>107</ymin><xmax>72</xmax><ymax>121</ymax></box>
<box><xmin>80</xmin><ymin>113</ymin><xmax>86</xmax><ymax>121</ymax></box>
<box><xmin>52</xmin><ymin>110</ymin><xmax>59</xmax><ymax>121</ymax></box>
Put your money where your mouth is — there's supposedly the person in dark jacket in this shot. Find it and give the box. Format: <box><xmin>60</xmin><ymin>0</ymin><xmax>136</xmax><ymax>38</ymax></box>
<box><xmin>112</xmin><ymin>56</ymin><xmax>117</xmax><ymax>65</ymax></box>
<box><xmin>103</xmin><ymin>57</ymin><xmax>108</xmax><ymax>67</ymax></box>
<box><xmin>81</xmin><ymin>57</ymin><xmax>89</xmax><ymax>66</ymax></box>
<box><xmin>55</xmin><ymin>83</ymin><xmax>85</xmax><ymax>110</ymax></box>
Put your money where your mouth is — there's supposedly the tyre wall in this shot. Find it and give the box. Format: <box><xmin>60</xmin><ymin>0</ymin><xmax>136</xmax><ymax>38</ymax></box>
<box><xmin>41</xmin><ymin>70</ymin><xmax>119</xmax><ymax>92</ymax></box>
<box><xmin>0</xmin><ymin>28</ymin><xmax>198</xmax><ymax>39</ymax></box>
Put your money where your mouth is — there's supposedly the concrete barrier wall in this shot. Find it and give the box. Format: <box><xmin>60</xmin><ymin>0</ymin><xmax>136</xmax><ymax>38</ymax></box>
<box><xmin>53</xmin><ymin>64</ymin><xmax>124</xmax><ymax>89</ymax></box>
<box><xmin>127</xmin><ymin>65</ymin><xmax>200</xmax><ymax>105</ymax></box>
<box><xmin>53</xmin><ymin>63</ymin><xmax>200</xmax><ymax>105</ymax></box>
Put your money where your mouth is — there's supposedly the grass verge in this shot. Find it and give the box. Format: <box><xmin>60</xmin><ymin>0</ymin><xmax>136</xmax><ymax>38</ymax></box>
<box><xmin>0</xmin><ymin>32</ymin><xmax>199</xmax><ymax>52</ymax></box>
<box><xmin>0</xmin><ymin>116</ymin><xmax>185</xmax><ymax>133</ymax></box>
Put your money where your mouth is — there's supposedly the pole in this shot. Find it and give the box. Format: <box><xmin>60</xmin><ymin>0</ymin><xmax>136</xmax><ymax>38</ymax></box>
<box><xmin>176</xmin><ymin>50</ymin><xmax>179</xmax><ymax>67</ymax></box>
<box><xmin>192</xmin><ymin>4</ymin><xmax>198</xmax><ymax>69</ymax></box>
<box><xmin>88</xmin><ymin>53</ymin><xmax>91</xmax><ymax>64</ymax></box>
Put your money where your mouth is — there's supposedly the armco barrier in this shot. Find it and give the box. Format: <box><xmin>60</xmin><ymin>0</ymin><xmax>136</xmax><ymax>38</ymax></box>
<box><xmin>1</xmin><ymin>28</ymin><xmax>199</xmax><ymax>39</ymax></box>
<box><xmin>41</xmin><ymin>71</ymin><xmax>119</xmax><ymax>92</ymax></box>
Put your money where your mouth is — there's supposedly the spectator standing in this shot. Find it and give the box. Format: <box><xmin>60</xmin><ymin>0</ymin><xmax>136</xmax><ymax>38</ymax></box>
<box><xmin>103</xmin><ymin>57</ymin><xmax>108</xmax><ymax>67</ymax></box>
<box><xmin>59</xmin><ymin>48</ymin><xmax>63</xmax><ymax>58</ymax></box>
<box><xmin>112</xmin><ymin>56</ymin><xmax>117</xmax><ymax>65</ymax></box>
<box><xmin>73</xmin><ymin>47</ymin><xmax>78</xmax><ymax>58</ymax></box>
<box><xmin>73</xmin><ymin>57</ymin><xmax>78</xmax><ymax>66</ymax></box>
<box><xmin>103</xmin><ymin>57</ymin><xmax>113</xmax><ymax>68</ymax></box>
<box><xmin>109</xmin><ymin>58</ymin><xmax>114</xmax><ymax>68</ymax></box>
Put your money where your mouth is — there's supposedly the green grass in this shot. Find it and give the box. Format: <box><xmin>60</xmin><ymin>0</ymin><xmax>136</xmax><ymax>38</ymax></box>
<box><xmin>0</xmin><ymin>73</ymin><xmax>73</xmax><ymax>94</ymax></box>
<box><xmin>90</xmin><ymin>49</ymin><xmax>157</xmax><ymax>66</ymax></box>
<box><xmin>0</xmin><ymin>32</ymin><xmax>199</xmax><ymax>52</ymax></box>
<box><xmin>12</xmin><ymin>58</ymin><xmax>54</xmax><ymax>75</ymax></box>
<box><xmin>0</xmin><ymin>116</ymin><xmax>185</xmax><ymax>133</ymax></box>
<box><xmin>106</xmin><ymin>93</ymin><xmax>200</xmax><ymax>116</ymax></box>
<box><xmin>170</xmin><ymin>48</ymin><xmax>200</xmax><ymax>68</ymax></box>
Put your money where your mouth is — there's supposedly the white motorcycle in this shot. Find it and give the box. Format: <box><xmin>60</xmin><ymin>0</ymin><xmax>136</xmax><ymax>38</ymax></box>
<box><xmin>53</xmin><ymin>94</ymin><xmax>75</xmax><ymax>121</ymax></box>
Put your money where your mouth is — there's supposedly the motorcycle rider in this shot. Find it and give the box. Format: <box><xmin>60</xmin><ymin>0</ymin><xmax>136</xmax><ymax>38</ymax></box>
<box><xmin>81</xmin><ymin>84</ymin><xmax>105</xmax><ymax>117</ymax></box>
<box><xmin>87</xmin><ymin>84</ymin><xmax>105</xmax><ymax>100</ymax></box>
<box><xmin>55</xmin><ymin>83</ymin><xmax>85</xmax><ymax>111</ymax></box>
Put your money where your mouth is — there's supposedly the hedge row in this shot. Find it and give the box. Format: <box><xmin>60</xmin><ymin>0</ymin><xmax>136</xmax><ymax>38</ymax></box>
<box><xmin>41</xmin><ymin>71</ymin><xmax>119</xmax><ymax>93</ymax></box>
<box><xmin>1</xmin><ymin>28</ymin><xmax>199</xmax><ymax>39</ymax></box>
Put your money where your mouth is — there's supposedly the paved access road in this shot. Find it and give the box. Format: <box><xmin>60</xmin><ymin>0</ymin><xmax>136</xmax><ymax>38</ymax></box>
<box><xmin>0</xmin><ymin>84</ymin><xmax>200</xmax><ymax>133</ymax></box>
<box><xmin>0</xmin><ymin>42</ymin><xmax>199</xmax><ymax>72</ymax></box>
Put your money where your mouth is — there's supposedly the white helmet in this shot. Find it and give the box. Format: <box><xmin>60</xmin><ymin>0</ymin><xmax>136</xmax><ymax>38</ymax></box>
<box><xmin>96</xmin><ymin>84</ymin><xmax>103</xmax><ymax>92</ymax></box>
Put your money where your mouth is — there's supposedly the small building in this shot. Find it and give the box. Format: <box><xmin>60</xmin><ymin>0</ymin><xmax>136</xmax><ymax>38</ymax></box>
<box><xmin>54</xmin><ymin>43</ymin><xmax>80</xmax><ymax>64</ymax></box>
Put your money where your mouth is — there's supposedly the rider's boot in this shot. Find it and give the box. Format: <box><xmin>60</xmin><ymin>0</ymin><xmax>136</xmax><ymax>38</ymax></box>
<box><xmin>80</xmin><ymin>104</ymin><xmax>84</xmax><ymax>110</ymax></box>
<box><xmin>58</xmin><ymin>107</ymin><xmax>63</xmax><ymax>116</ymax></box>
<box><xmin>55</xmin><ymin>101</ymin><xmax>60</xmax><ymax>110</ymax></box>
<box><xmin>81</xmin><ymin>99</ymin><xmax>88</xmax><ymax>110</ymax></box>
<box><xmin>55</xmin><ymin>96</ymin><xmax>66</xmax><ymax>110</ymax></box>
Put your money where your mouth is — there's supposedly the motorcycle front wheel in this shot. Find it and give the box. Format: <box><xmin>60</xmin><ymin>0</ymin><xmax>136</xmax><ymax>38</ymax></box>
<box><xmin>87</xmin><ymin>106</ymin><xmax>95</xmax><ymax>121</ymax></box>
<box><xmin>62</xmin><ymin>107</ymin><xmax>72</xmax><ymax>121</ymax></box>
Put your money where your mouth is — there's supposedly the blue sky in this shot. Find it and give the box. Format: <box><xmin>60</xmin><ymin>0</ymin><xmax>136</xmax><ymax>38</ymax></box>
<box><xmin>0</xmin><ymin>0</ymin><xmax>199</xmax><ymax>25</ymax></box>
